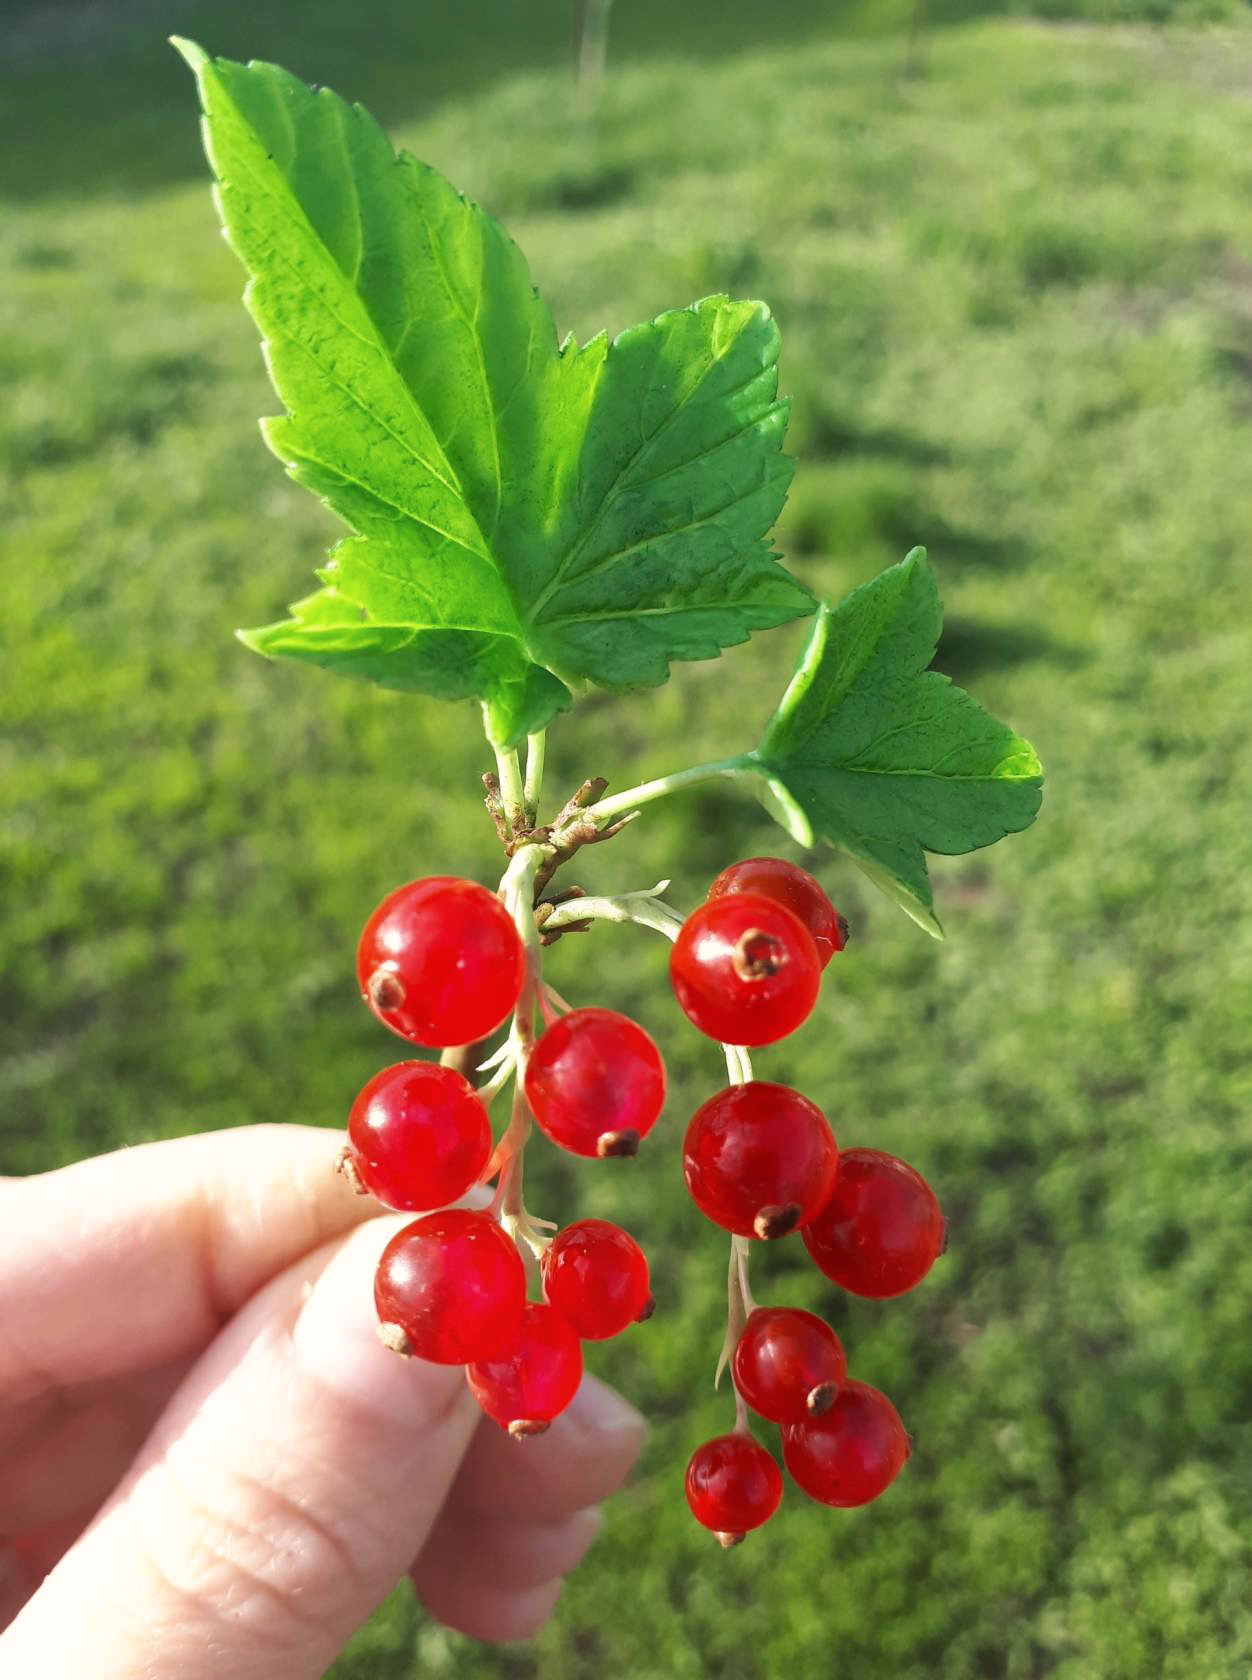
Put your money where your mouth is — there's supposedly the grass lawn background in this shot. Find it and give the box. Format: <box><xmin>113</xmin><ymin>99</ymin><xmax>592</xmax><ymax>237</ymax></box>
<box><xmin>3</xmin><ymin>4</ymin><xmax>1252</xmax><ymax>1676</ymax></box>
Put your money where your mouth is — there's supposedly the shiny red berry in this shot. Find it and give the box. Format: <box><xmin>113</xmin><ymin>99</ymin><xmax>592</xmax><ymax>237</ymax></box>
<box><xmin>346</xmin><ymin>1061</ymin><xmax>491</xmax><ymax>1212</ymax></box>
<box><xmin>357</xmin><ymin>877</ymin><xmax>525</xmax><ymax>1049</ymax></box>
<box><xmin>803</xmin><ymin>1147</ymin><xmax>944</xmax><ymax>1298</ymax></box>
<box><xmin>708</xmin><ymin>857</ymin><xmax>847</xmax><ymax>969</ymax></box>
<box><xmin>466</xmin><ymin>1301</ymin><xmax>583</xmax><ymax>1436</ymax></box>
<box><xmin>685</xmin><ymin>1432</ymin><xmax>783</xmax><ymax>1545</ymax></box>
<box><xmin>670</xmin><ymin>893</ymin><xmax>821</xmax><ymax>1046</ymax></box>
<box><xmin>732</xmin><ymin>1306</ymin><xmax>847</xmax><ymax>1425</ymax></box>
<box><xmin>524</xmin><ymin>1008</ymin><xmax>666</xmax><ymax>1159</ymax></box>
<box><xmin>683</xmin><ymin>1081</ymin><xmax>839</xmax><ymax>1240</ymax></box>
<box><xmin>543</xmin><ymin>1219</ymin><xmax>653</xmax><ymax>1340</ymax></box>
<box><xmin>782</xmin><ymin>1379</ymin><xmax>910</xmax><ymax>1507</ymax></box>
<box><xmin>374</xmin><ymin>1209</ymin><xmax>526</xmax><ymax>1364</ymax></box>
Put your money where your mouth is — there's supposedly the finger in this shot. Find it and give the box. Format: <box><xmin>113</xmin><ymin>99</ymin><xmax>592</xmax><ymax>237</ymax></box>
<box><xmin>0</xmin><ymin>1362</ymin><xmax>190</xmax><ymax>1536</ymax></box>
<box><xmin>406</xmin><ymin>1377</ymin><xmax>643</xmax><ymax>1644</ymax></box>
<box><xmin>0</xmin><ymin>1546</ymin><xmax>29</xmax><ymax>1635</ymax></box>
<box><xmin>0</xmin><ymin>1517</ymin><xmax>88</xmax><ymax>1634</ymax></box>
<box><xmin>0</xmin><ymin>1124</ymin><xmax>378</xmax><ymax>1403</ymax></box>
<box><xmin>413</xmin><ymin>1576</ymin><xmax>564</xmax><ymax>1645</ymax></box>
<box><xmin>439</xmin><ymin>1374</ymin><xmax>646</xmax><ymax>1523</ymax></box>
<box><xmin>414</xmin><ymin>1505</ymin><xmax>601</xmax><ymax>1596</ymax></box>
<box><xmin>1</xmin><ymin>1218</ymin><xmax>481</xmax><ymax>1680</ymax></box>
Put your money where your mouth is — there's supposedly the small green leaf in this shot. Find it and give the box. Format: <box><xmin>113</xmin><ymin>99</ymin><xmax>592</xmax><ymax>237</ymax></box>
<box><xmin>238</xmin><ymin>589</ymin><xmax>570</xmax><ymax>744</ymax></box>
<box><xmin>177</xmin><ymin>42</ymin><xmax>811</xmax><ymax>743</ymax></box>
<box><xmin>748</xmin><ymin>549</ymin><xmax>1043</xmax><ymax>936</ymax></box>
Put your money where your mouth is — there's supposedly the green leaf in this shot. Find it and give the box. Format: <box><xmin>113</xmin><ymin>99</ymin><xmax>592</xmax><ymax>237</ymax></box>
<box><xmin>748</xmin><ymin>549</ymin><xmax>1044</xmax><ymax>937</ymax></box>
<box><xmin>176</xmin><ymin>41</ymin><xmax>810</xmax><ymax>745</ymax></box>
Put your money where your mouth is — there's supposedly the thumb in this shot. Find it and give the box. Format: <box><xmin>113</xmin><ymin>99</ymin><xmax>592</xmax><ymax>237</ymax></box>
<box><xmin>1</xmin><ymin>1218</ymin><xmax>480</xmax><ymax>1680</ymax></box>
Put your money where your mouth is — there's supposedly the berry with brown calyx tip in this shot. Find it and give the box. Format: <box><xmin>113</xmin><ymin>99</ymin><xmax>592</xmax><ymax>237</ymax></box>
<box><xmin>525</xmin><ymin>1007</ymin><xmax>666</xmax><ymax>1160</ymax></box>
<box><xmin>782</xmin><ymin>1379</ymin><xmax>910</xmax><ymax>1507</ymax></box>
<box><xmin>466</xmin><ymin>1301</ymin><xmax>583</xmax><ymax>1434</ymax></box>
<box><xmin>685</xmin><ymin>1432</ymin><xmax>783</xmax><ymax>1545</ymax></box>
<box><xmin>670</xmin><ymin>894</ymin><xmax>821</xmax><ymax>1047</ymax></box>
<box><xmin>374</xmin><ymin>1209</ymin><xmax>526</xmax><ymax>1365</ymax></box>
<box><xmin>708</xmin><ymin>857</ymin><xmax>847</xmax><ymax>970</ymax></box>
<box><xmin>357</xmin><ymin>876</ymin><xmax>524</xmax><ymax>1048</ymax></box>
<box><xmin>732</xmin><ymin>1306</ymin><xmax>846</xmax><ymax>1425</ymax></box>
<box><xmin>683</xmin><ymin>1081</ymin><xmax>838</xmax><ymax>1240</ymax></box>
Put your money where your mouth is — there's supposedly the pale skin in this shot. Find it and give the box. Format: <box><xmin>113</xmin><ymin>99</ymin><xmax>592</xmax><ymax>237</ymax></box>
<box><xmin>0</xmin><ymin>1125</ymin><xmax>646</xmax><ymax>1676</ymax></box>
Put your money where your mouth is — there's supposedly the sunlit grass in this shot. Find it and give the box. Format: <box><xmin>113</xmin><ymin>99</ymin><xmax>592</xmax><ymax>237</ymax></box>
<box><xmin>3</xmin><ymin>16</ymin><xmax>1252</xmax><ymax>1679</ymax></box>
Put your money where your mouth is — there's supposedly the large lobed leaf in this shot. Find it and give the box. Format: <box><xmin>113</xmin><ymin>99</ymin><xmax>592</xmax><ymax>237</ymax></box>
<box><xmin>748</xmin><ymin>549</ymin><xmax>1043</xmax><ymax>936</ymax></box>
<box><xmin>176</xmin><ymin>41</ymin><xmax>811</xmax><ymax>745</ymax></box>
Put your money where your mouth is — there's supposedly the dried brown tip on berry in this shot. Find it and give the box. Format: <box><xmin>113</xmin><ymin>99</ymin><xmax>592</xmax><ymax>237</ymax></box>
<box><xmin>835</xmin><ymin>912</ymin><xmax>850</xmax><ymax>946</ymax></box>
<box><xmin>367</xmin><ymin>968</ymin><xmax>406</xmax><ymax>1012</ymax></box>
<box><xmin>732</xmin><ymin>928</ymin><xmax>788</xmax><ymax>982</ymax></box>
<box><xmin>806</xmin><ymin>1381</ymin><xmax>838</xmax><ymax>1417</ymax></box>
<box><xmin>596</xmin><ymin>1128</ymin><xmax>640</xmax><ymax>1159</ymax></box>
<box><xmin>334</xmin><ymin>1145</ymin><xmax>368</xmax><ymax>1196</ymax></box>
<box><xmin>753</xmin><ymin>1201</ymin><xmax>803</xmax><ymax>1240</ymax></box>
<box><xmin>636</xmin><ymin>1293</ymin><xmax>656</xmax><ymax>1323</ymax></box>
<box><xmin>376</xmin><ymin>1321</ymin><xmax>413</xmax><ymax>1358</ymax></box>
<box><xmin>716</xmin><ymin>1531</ymin><xmax>746</xmax><ymax>1549</ymax></box>
<box><xmin>507</xmin><ymin>1418</ymin><xmax>551</xmax><ymax>1439</ymax></box>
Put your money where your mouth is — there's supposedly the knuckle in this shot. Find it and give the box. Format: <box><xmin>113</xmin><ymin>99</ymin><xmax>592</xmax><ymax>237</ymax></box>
<box><xmin>131</xmin><ymin>1448</ymin><xmax>375</xmax><ymax>1648</ymax></box>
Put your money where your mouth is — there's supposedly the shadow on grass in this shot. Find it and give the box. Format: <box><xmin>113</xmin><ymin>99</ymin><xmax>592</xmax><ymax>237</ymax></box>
<box><xmin>936</xmin><ymin>616</ymin><xmax>1085</xmax><ymax>681</ymax></box>
<box><xmin>0</xmin><ymin>0</ymin><xmax>1014</xmax><ymax>203</ymax></box>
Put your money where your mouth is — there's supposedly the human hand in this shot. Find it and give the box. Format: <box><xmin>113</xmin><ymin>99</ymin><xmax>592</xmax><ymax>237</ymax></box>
<box><xmin>0</xmin><ymin>1125</ymin><xmax>645</xmax><ymax>1676</ymax></box>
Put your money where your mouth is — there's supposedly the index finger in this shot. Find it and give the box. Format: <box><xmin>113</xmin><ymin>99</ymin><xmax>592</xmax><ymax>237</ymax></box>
<box><xmin>0</xmin><ymin>1124</ymin><xmax>378</xmax><ymax>1404</ymax></box>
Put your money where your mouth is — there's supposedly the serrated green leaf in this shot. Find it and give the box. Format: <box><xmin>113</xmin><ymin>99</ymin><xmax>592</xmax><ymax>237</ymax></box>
<box><xmin>177</xmin><ymin>41</ymin><xmax>811</xmax><ymax>744</ymax></box>
<box><xmin>748</xmin><ymin>549</ymin><xmax>1044</xmax><ymax>936</ymax></box>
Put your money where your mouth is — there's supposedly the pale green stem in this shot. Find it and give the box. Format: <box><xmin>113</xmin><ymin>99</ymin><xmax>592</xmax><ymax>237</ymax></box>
<box><xmin>491</xmin><ymin>842</ymin><xmax>554</xmax><ymax>1221</ymax></box>
<box><xmin>581</xmin><ymin>755</ymin><xmax>755</xmax><ymax>828</ymax></box>
<box><xmin>541</xmin><ymin>882</ymin><xmax>685</xmax><ymax>942</ymax></box>
<box><xmin>523</xmin><ymin>731</ymin><xmax>546</xmax><ymax>822</ymax></box>
<box><xmin>734</xmin><ymin>1233</ymin><xmax>757</xmax><ymax>1315</ymax></box>
<box><xmin>717</xmin><ymin>1235</ymin><xmax>753</xmax><ymax>1432</ymax></box>
<box><xmin>493</xmin><ymin>743</ymin><xmax>527</xmax><ymax>837</ymax></box>
<box><xmin>724</xmin><ymin>1044</ymin><xmax>754</xmax><ymax>1085</ymax></box>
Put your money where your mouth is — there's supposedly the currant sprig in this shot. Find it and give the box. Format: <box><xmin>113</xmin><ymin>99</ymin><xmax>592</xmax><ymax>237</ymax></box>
<box><xmin>179</xmin><ymin>40</ymin><xmax>1045</xmax><ymax>1551</ymax></box>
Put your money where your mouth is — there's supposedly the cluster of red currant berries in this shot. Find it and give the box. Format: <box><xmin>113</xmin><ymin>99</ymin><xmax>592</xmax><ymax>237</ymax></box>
<box><xmin>338</xmin><ymin>858</ymin><xmax>945</xmax><ymax>1548</ymax></box>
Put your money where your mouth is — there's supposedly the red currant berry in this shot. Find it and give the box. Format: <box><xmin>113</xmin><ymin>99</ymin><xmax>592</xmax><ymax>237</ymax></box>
<box><xmin>543</xmin><ymin>1218</ymin><xmax>653</xmax><ymax>1340</ymax></box>
<box><xmin>803</xmin><ymin>1147</ymin><xmax>944</xmax><ymax>1298</ymax></box>
<box><xmin>708</xmin><ymin>857</ymin><xmax>847</xmax><ymax>969</ymax></box>
<box><xmin>685</xmin><ymin>1432</ymin><xmax>783</xmax><ymax>1546</ymax></box>
<box><xmin>683</xmin><ymin>1081</ymin><xmax>839</xmax><ymax>1240</ymax></box>
<box><xmin>346</xmin><ymin>1061</ymin><xmax>491</xmax><ymax>1212</ymax></box>
<box><xmin>524</xmin><ymin>1008</ymin><xmax>666</xmax><ymax>1159</ymax></box>
<box><xmin>357</xmin><ymin>877</ymin><xmax>525</xmax><ymax>1049</ymax></box>
<box><xmin>670</xmin><ymin>893</ymin><xmax>821</xmax><ymax>1047</ymax></box>
<box><xmin>374</xmin><ymin>1209</ymin><xmax>526</xmax><ymax>1364</ymax></box>
<box><xmin>732</xmin><ymin>1306</ymin><xmax>847</xmax><ymax>1425</ymax></box>
<box><xmin>782</xmin><ymin>1379</ymin><xmax>910</xmax><ymax>1507</ymax></box>
<box><xmin>466</xmin><ymin>1301</ymin><xmax>583</xmax><ymax>1436</ymax></box>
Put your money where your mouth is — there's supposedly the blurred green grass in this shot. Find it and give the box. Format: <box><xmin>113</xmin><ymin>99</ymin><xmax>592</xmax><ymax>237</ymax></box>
<box><xmin>4</xmin><ymin>6</ymin><xmax>1252</xmax><ymax>1678</ymax></box>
